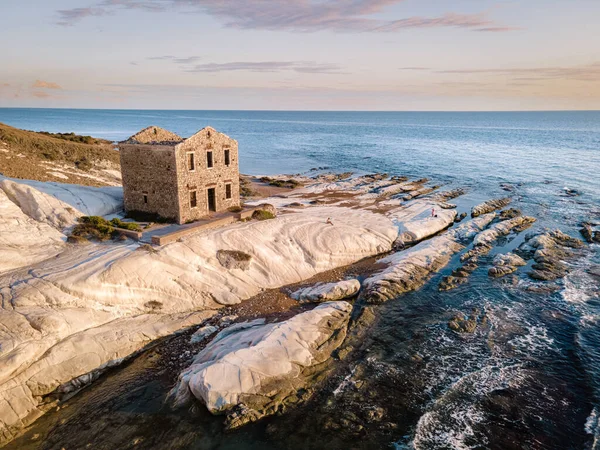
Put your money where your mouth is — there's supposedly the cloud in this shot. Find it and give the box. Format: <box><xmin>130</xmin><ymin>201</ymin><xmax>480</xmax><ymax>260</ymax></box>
<box><xmin>32</xmin><ymin>91</ymin><xmax>52</xmax><ymax>99</ymax></box>
<box><xmin>56</xmin><ymin>7</ymin><xmax>109</xmax><ymax>26</ymax></box>
<box><xmin>434</xmin><ymin>62</ymin><xmax>600</xmax><ymax>82</ymax></box>
<box><xmin>148</xmin><ymin>55</ymin><xmax>202</xmax><ymax>64</ymax></box>
<box><xmin>55</xmin><ymin>0</ymin><xmax>516</xmax><ymax>33</ymax></box>
<box><xmin>186</xmin><ymin>61</ymin><xmax>344</xmax><ymax>74</ymax></box>
<box><xmin>33</xmin><ymin>80</ymin><xmax>63</xmax><ymax>89</ymax></box>
<box><xmin>399</xmin><ymin>67</ymin><xmax>431</xmax><ymax>71</ymax></box>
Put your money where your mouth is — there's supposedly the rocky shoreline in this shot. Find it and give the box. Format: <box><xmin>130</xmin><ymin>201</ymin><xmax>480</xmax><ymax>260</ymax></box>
<box><xmin>0</xmin><ymin>171</ymin><xmax>592</xmax><ymax>446</ymax></box>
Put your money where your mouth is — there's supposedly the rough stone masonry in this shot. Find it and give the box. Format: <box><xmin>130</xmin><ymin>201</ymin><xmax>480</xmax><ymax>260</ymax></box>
<box><xmin>119</xmin><ymin>126</ymin><xmax>240</xmax><ymax>224</ymax></box>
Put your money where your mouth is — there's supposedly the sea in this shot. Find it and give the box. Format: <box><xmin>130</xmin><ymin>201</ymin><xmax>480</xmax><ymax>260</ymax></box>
<box><xmin>0</xmin><ymin>108</ymin><xmax>599</xmax><ymax>450</ymax></box>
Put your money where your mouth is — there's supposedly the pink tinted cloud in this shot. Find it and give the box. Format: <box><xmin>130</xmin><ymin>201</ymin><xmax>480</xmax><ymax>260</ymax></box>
<box><xmin>33</xmin><ymin>80</ymin><xmax>63</xmax><ymax>89</ymax></box>
<box><xmin>56</xmin><ymin>0</ymin><xmax>517</xmax><ymax>33</ymax></box>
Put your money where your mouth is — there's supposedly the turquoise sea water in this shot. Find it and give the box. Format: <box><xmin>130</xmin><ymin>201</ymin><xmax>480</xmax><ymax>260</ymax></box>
<box><xmin>0</xmin><ymin>108</ymin><xmax>599</xmax><ymax>449</ymax></box>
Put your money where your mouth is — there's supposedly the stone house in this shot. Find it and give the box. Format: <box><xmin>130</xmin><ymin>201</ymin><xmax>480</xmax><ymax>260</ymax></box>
<box><xmin>119</xmin><ymin>126</ymin><xmax>240</xmax><ymax>224</ymax></box>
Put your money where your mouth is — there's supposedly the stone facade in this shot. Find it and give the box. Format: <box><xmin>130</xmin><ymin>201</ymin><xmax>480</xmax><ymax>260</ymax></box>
<box><xmin>120</xmin><ymin>126</ymin><xmax>240</xmax><ymax>224</ymax></box>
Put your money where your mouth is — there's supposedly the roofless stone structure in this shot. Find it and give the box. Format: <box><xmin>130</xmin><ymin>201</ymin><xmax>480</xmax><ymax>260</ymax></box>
<box><xmin>119</xmin><ymin>126</ymin><xmax>240</xmax><ymax>224</ymax></box>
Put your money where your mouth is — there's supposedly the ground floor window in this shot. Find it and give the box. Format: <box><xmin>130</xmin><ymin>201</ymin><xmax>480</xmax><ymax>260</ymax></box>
<box><xmin>225</xmin><ymin>183</ymin><xmax>232</xmax><ymax>199</ymax></box>
<box><xmin>190</xmin><ymin>190</ymin><xmax>197</xmax><ymax>208</ymax></box>
<box><xmin>143</xmin><ymin>192</ymin><xmax>148</xmax><ymax>204</ymax></box>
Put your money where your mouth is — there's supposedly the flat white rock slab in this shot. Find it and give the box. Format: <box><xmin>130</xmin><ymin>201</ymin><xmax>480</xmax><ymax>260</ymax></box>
<box><xmin>291</xmin><ymin>279</ymin><xmax>360</xmax><ymax>303</ymax></box>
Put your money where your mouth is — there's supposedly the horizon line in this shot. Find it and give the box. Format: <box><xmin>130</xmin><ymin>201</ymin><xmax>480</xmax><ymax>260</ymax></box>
<box><xmin>0</xmin><ymin>107</ymin><xmax>599</xmax><ymax>114</ymax></box>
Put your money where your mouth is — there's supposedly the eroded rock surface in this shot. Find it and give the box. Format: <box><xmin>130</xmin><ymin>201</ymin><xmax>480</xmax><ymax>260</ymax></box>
<box><xmin>471</xmin><ymin>197</ymin><xmax>511</xmax><ymax>217</ymax></box>
<box><xmin>362</xmin><ymin>214</ymin><xmax>496</xmax><ymax>303</ymax></box>
<box><xmin>169</xmin><ymin>302</ymin><xmax>352</xmax><ymax>427</ymax></box>
<box><xmin>291</xmin><ymin>279</ymin><xmax>361</xmax><ymax>303</ymax></box>
<box><xmin>488</xmin><ymin>252</ymin><xmax>527</xmax><ymax>278</ymax></box>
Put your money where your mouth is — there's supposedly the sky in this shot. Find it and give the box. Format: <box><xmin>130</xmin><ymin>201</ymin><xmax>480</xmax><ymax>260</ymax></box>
<box><xmin>0</xmin><ymin>0</ymin><xmax>599</xmax><ymax>111</ymax></box>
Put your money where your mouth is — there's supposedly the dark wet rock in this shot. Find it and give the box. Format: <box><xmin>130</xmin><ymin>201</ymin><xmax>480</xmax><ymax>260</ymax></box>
<box><xmin>473</xmin><ymin>216</ymin><xmax>536</xmax><ymax>246</ymax></box>
<box><xmin>525</xmin><ymin>283</ymin><xmax>561</xmax><ymax>294</ymax></box>
<box><xmin>216</xmin><ymin>250</ymin><xmax>252</xmax><ymax>270</ymax></box>
<box><xmin>471</xmin><ymin>197</ymin><xmax>512</xmax><ymax>217</ymax></box>
<box><xmin>580</xmin><ymin>223</ymin><xmax>600</xmax><ymax>243</ymax></box>
<box><xmin>287</xmin><ymin>202</ymin><xmax>305</xmax><ymax>209</ymax></box>
<box><xmin>448</xmin><ymin>309</ymin><xmax>482</xmax><ymax>333</ymax></box>
<box><xmin>499</xmin><ymin>208</ymin><xmax>522</xmax><ymax>220</ymax></box>
<box><xmin>500</xmin><ymin>183</ymin><xmax>516</xmax><ymax>192</ymax></box>
<box><xmin>489</xmin><ymin>252</ymin><xmax>527</xmax><ymax>278</ymax></box>
<box><xmin>489</xmin><ymin>265</ymin><xmax>518</xmax><ymax>278</ymax></box>
<box><xmin>460</xmin><ymin>244</ymin><xmax>492</xmax><ymax>262</ymax></box>
<box><xmin>439</xmin><ymin>275</ymin><xmax>468</xmax><ymax>291</ymax></box>
<box><xmin>563</xmin><ymin>187</ymin><xmax>581</xmax><ymax>197</ymax></box>
<box><xmin>454</xmin><ymin>212</ymin><xmax>467</xmax><ymax>223</ymax></box>
<box><xmin>431</xmin><ymin>188</ymin><xmax>466</xmax><ymax>202</ymax></box>
<box><xmin>518</xmin><ymin>229</ymin><xmax>586</xmax><ymax>282</ymax></box>
<box><xmin>309</xmin><ymin>199</ymin><xmax>327</xmax><ymax>205</ymax></box>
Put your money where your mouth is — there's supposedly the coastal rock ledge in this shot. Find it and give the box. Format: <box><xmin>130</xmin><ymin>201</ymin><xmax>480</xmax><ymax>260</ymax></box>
<box><xmin>169</xmin><ymin>301</ymin><xmax>352</xmax><ymax>427</ymax></box>
<box><xmin>291</xmin><ymin>279</ymin><xmax>361</xmax><ymax>303</ymax></box>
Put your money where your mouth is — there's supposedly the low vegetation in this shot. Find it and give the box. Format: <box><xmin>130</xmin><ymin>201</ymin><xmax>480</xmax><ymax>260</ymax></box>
<box><xmin>259</xmin><ymin>176</ymin><xmax>301</xmax><ymax>189</ymax></box>
<box><xmin>252</xmin><ymin>210</ymin><xmax>275</xmax><ymax>221</ymax></box>
<box><xmin>0</xmin><ymin>122</ymin><xmax>120</xmax><ymax>186</ymax></box>
<box><xmin>37</xmin><ymin>131</ymin><xmax>110</xmax><ymax>145</ymax></box>
<box><xmin>69</xmin><ymin>216</ymin><xmax>141</xmax><ymax>242</ymax></box>
<box><xmin>228</xmin><ymin>205</ymin><xmax>243</xmax><ymax>213</ymax></box>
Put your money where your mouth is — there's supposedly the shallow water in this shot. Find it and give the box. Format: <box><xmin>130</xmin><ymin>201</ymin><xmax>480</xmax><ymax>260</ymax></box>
<box><xmin>1</xmin><ymin>109</ymin><xmax>599</xmax><ymax>449</ymax></box>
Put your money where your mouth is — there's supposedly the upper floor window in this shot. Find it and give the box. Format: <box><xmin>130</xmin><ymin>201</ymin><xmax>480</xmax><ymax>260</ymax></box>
<box><xmin>224</xmin><ymin>149</ymin><xmax>230</xmax><ymax>166</ymax></box>
<box><xmin>207</xmin><ymin>151</ymin><xmax>214</xmax><ymax>168</ymax></box>
<box><xmin>187</xmin><ymin>152</ymin><xmax>195</xmax><ymax>171</ymax></box>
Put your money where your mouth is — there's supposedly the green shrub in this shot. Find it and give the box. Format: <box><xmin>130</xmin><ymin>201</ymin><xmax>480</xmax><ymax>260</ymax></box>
<box><xmin>252</xmin><ymin>210</ymin><xmax>275</xmax><ymax>221</ymax></box>
<box><xmin>70</xmin><ymin>216</ymin><xmax>114</xmax><ymax>241</ymax></box>
<box><xmin>110</xmin><ymin>218</ymin><xmax>142</xmax><ymax>231</ymax></box>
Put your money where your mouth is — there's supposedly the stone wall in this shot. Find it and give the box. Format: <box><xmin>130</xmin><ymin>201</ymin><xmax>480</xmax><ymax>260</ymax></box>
<box><xmin>119</xmin><ymin>144</ymin><xmax>180</xmax><ymax>221</ymax></box>
<box><xmin>174</xmin><ymin>127</ymin><xmax>240</xmax><ymax>223</ymax></box>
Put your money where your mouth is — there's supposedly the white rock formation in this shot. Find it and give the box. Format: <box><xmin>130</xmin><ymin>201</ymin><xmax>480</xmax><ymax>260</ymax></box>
<box><xmin>0</xmin><ymin>188</ymin><xmax>66</xmax><ymax>273</ymax></box>
<box><xmin>0</xmin><ymin>179</ymin><xmax>82</xmax><ymax>229</ymax></box>
<box><xmin>169</xmin><ymin>302</ymin><xmax>352</xmax><ymax>415</ymax></box>
<box><xmin>493</xmin><ymin>253</ymin><xmax>527</xmax><ymax>267</ymax></box>
<box><xmin>389</xmin><ymin>200</ymin><xmax>456</xmax><ymax>244</ymax></box>
<box><xmin>190</xmin><ymin>325</ymin><xmax>219</xmax><ymax>344</ymax></box>
<box><xmin>291</xmin><ymin>279</ymin><xmax>361</xmax><ymax>303</ymax></box>
<box><xmin>0</xmin><ymin>175</ymin><xmax>123</xmax><ymax>217</ymax></box>
<box><xmin>362</xmin><ymin>214</ymin><xmax>496</xmax><ymax>303</ymax></box>
<box><xmin>0</xmin><ymin>175</ymin><xmax>459</xmax><ymax>443</ymax></box>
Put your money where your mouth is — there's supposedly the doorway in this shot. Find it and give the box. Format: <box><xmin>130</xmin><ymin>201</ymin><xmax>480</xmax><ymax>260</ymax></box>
<box><xmin>207</xmin><ymin>188</ymin><xmax>216</xmax><ymax>212</ymax></box>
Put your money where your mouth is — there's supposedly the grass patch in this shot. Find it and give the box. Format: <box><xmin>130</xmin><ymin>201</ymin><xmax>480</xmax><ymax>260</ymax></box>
<box><xmin>252</xmin><ymin>210</ymin><xmax>275</xmax><ymax>221</ymax></box>
<box><xmin>70</xmin><ymin>216</ymin><xmax>141</xmax><ymax>241</ymax></box>
<box><xmin>38</xmin><ymin>131</ymin><xmax>110</xmax><ymax>145</ymax></box>
<box><xmin>110</xmin><ymin>218</ymin><xmax>142</xmax><ymax>232</ymax></box>
<box><xmin>259</xmin><ymin>176</ymin><xmax>301</xmax><ymax>189</ymax></box>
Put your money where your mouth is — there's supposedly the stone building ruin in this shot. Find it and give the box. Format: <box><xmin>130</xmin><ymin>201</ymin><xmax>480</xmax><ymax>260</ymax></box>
<box><xmin>119</xmin><ymin>126</ymin><xmax>240</xmax><ymax>224</ymax></box>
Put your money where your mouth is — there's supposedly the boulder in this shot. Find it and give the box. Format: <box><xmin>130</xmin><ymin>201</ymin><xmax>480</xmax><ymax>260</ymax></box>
<box><xmin>488</xmin><ymin>265</ymin><xmax>518</xmax><ymax>278</ymax></box>
<box><xmin>492</xmin><ymin>253</ymin><xmax>527</xmax><ymax>267</ymax></box>
<box><xmin>471</xmin><ymin>197</ymin><xmax>511</xmax><ymax>217</ymax></box>
<box><xmin>291</xmin><ymin>279</ymin><xmax>361</xmax><ymax>303</ymax></box>
<box><xmin>216</xmin><ymin>250</ymin><xmax>252</xmax><ymax>271</ymax></box>
<box><xmin>256</xmin><ymin>203</ymin><xmax>277</xmax><ymax>217</ymax></box>
<box><xmin>169</xmin><ymin>302</ymin><xmax>352</xmax><ymax>426</ymax></box>
<box><xmin>190</xmin><ymin>325</ymin><xmax>219</xmax><ymax>344</ymax></box>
